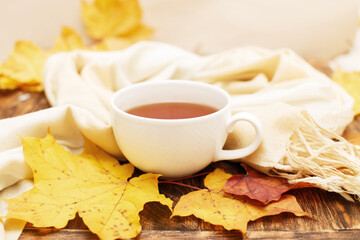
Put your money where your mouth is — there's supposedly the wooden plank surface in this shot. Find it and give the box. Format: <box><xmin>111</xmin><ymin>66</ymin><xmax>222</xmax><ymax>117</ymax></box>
<box><xmin>1</xmin><ymin>89</ymin><xmax>360</xmax><ymax>240</ymax></box>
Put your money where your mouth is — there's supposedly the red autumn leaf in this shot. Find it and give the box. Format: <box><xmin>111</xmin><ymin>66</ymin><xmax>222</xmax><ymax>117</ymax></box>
<box><xmin>223</xmin><ymin>164</ymin><xmax>312</xmax><ymax>204</ymax></box>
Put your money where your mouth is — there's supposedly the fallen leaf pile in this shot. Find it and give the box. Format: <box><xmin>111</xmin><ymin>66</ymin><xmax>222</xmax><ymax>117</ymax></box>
<box><xmin>332</xmin><ymin>70</ymin><xmax>360</xmax><ymax>116</ymax></box>
<box><xmin>2</xmin><ymin>132</ymin><xmax>172</xmax><ymax>239</ymax></box>
<box><xmin>173</xmin><ymin>168</ymin><xmax>309</xmax><ymax>237</ymax></box>
<box><xmin>0</xmin><ymin>0</ymin><xmax>152</xmax><ymax>91</ymax></box>
<box><xmin>1</xmin><ymin>133</ymin><xmax>311</xmax><ymax>239</ymax></box>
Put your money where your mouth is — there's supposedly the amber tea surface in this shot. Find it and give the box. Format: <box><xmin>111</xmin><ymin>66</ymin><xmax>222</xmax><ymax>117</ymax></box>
<box><xmin>126</xmin><ymin>102</ymin><xmax>218</xmax><ymax>119</ymax></box>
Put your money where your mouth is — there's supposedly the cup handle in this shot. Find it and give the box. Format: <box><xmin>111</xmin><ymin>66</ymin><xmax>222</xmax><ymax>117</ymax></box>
<box><xmin>214</xmin><ymin>112</ymin><xmax>262</xmax><ymax>161</ymax></box>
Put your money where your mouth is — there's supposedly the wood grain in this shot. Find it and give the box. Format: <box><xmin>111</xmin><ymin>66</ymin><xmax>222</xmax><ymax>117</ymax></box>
<box><xmin>1</xmin><ymin>89</ymin><xmax>360</xmax><ymax>240</ymax></box>
<box><xmin>19</xmin><ymin>229</ymin><xmax>360</xmax><ymax>240</ymax></box>
<box><xmin>0</xmin><ymin>90</ymin><xmax>50</xmax><ymax>119</ymax></box>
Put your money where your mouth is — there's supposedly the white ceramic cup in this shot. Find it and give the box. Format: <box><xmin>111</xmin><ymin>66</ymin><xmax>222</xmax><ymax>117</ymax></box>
<box><xmin>110</xmin><ymin>80</ymin><xmax>262</xmax><ymax>178</ymax></box>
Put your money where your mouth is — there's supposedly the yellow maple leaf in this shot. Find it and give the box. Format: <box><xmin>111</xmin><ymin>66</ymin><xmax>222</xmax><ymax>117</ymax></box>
<box><xmin>2</xmin><ymin>132</ymin><xmax>172</xmax><ymax>240</ymax></box>
<box><xmin>81</xmin><ymin>0</ymin><xmax>147</xmax><ymax>40</ymax></box>
<box><xmin>0</xmin><ymin>41</ymin><xmax>47</xmax><ymax>91</ymax></box>
<box><xmin>0</xmin><ymin>27</ymin><xmax>86</xmax><ymax>91</ymax></box>
<box><xmin>51</xmin><ymin>26</ymin><xmax>86</xmax><ymax>53</ymax></box>
<box><xmin>0</xmin><ymin>76</ymin><xmax>18</xmax><ymax>90</ymax></box>
<box><xmin>0</xmin><ymin>75</ymin><xmax>43</xmax><ymax>92</ymax></box>
<box><xmin>172</xmin><ymin>169</ymin><xmax>308</xmax><ymax>237</ymax></box>
<box><xmin>332</xmin><ymin>70</ymin><xmax>360</xmax><ymax>115</ymax></box>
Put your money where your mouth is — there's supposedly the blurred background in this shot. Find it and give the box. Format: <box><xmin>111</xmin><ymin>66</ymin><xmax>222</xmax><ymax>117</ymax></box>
<box><xmin>0</xmin><ymin>0</ymin><xmax>358</xmax><ymax>61</ymax></box>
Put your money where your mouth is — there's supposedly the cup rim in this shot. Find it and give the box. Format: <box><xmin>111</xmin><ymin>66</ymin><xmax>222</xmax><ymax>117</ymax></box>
<box><xmin>110</xmin><ymin>80</ymin><xmax>231</xmax><ymax>124</ymax></box>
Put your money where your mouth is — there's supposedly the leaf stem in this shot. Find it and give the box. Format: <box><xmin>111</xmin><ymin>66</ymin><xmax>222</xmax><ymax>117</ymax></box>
<box><xmin>162</xmin><ymin>171</ymin><xmax>211</xmax><ymax>182</ymax></box>
<box><xmin>159</xmin><ymin>181</ymin><xmax>203</xmax><ymax>190</ymax></box>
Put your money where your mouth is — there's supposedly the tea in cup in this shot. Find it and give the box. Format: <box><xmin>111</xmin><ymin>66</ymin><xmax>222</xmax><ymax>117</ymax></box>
<box><xmin>110</xmin><ymin>80</ymin><xmax>262</xmax><ymax>178</ymax></box>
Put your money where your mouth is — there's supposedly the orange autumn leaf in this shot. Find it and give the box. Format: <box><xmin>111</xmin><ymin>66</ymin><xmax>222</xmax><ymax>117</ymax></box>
<box><xmin>2</xmin><ymin>132</ymin><xmax>172</xmax><ymax>240</ymax></box>
<box><xmin>172</xmin><ymin>169</ymin><xmax>309</xmax><ymax>237</ymax></box>
<box><xmin>223</xmin><ymin>164</ymin><xmax>313</xmax><ymax>204</ymax></box>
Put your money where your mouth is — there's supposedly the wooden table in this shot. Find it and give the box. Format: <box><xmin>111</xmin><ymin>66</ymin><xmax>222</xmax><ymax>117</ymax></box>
<box><xmin>1</xmin><ymin>88</ymin><xmax>360</xmax><ymax>240</ymax></box>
